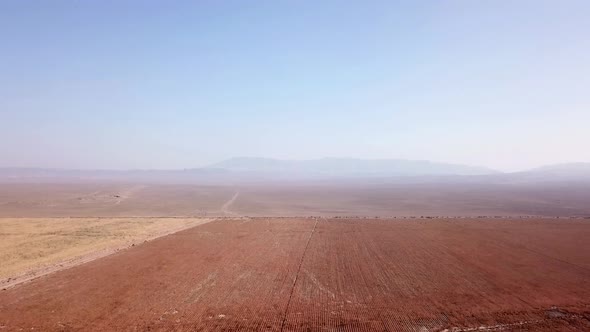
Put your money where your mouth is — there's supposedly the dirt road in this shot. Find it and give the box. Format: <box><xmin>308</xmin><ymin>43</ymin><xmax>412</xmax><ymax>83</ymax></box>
<box><xmin>1</xmin><ymin>218</ymin><xmax>589</xmax><ymax>331</ymax></box>
<box><xmin>220</xmin><ymin>191</ymin><xmax>240</xmax><ymax>216</ymax></box>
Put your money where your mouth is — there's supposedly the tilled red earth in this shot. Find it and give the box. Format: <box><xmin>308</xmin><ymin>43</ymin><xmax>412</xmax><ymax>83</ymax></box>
<box><xmin>1</xmin><ymin>218</ymin><xmax>590</xmax><ymax>331</ymax></box>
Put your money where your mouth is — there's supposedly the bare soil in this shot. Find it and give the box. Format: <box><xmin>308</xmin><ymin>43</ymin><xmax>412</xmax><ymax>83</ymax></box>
<box><xmin>2</xmin><ymin>182</ymin><xmax>590</xmax><ymax>218</ymax></box>
<box><xmin>0</xmin><ymin>183</ymin><xmax>236</xmax><ymax>217</ymax></box>
<box><xmin>1</xmin><ymin>218</ymin><xmax>589</xmax><ymax>331</ymax></box>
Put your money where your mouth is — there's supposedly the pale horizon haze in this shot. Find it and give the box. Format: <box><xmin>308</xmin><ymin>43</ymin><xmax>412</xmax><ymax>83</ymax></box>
<box><xmin>1</xmin><ymin>1</ymin><xmax>589</xmax><ymax>172</ymax></box>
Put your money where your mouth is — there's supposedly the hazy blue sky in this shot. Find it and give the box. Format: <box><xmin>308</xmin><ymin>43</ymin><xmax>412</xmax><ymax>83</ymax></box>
<box><xmin>1</xmin><ymin>1</ymin><xmax>589</xmax><ymax>171</ymax></box>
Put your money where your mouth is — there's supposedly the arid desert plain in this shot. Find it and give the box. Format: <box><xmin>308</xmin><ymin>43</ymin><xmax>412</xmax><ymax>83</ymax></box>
<box><xmin>1</xmin><ymin>181</ymin><xmax>589</xmax><ymax>331</ymax></box>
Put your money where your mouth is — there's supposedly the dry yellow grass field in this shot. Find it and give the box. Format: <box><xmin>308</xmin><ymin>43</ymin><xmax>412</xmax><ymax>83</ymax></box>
<box><xmin>0</xmin><ymin>217</ymin><xmax>213</xmax><ymax>288</ymax></box>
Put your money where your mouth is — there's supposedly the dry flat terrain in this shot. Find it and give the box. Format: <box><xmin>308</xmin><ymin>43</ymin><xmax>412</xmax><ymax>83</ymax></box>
<box><xmin>1</xmin><ymin>218</ymin><xmax>589</xmax><ymax>331</ymax></box>
<box><xmin>2</xmin><ymin>182</ymin><xmax>590</xmax><ymax>217</ymax></box>
<box><xmin>0</xmin><ymin>183</ymin><xmax>237</xmax><ymax>217</ymax></box>
<box><xmin>0</xmin><ymin>217</ymin><xmax>212</xmax><ymax>288</ymax></box>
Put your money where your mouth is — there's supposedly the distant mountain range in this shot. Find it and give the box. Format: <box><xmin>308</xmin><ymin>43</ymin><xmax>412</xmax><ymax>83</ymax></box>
<box><xmin>209</xmin><ymin>157</ymin><xmax>497</xmax><ymax>176</ymax></box>
<box><xmin>526</xmin><ymin>163</ymin><xmax>590</xmax><ymax>176</ymax></box>
<box><xmin>494</xmin><ymin>162</ymin><xmax>590</xmax><ymax>182</ymax></box>
<box><xmin>1</xmin><ymin>158</ymin><xmax>590</xmax><ymax>183</ymax></box>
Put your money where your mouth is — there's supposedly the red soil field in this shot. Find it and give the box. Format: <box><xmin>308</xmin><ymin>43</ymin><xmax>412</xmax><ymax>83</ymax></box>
<box><xmin>1</xmin><ymin>218</ymin><xmax>589</xmax><ymax>331</ymax></box>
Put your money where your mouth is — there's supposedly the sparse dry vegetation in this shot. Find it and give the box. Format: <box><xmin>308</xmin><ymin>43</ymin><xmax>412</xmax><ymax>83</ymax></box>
<box><xmin>0</xmin><ymin>217</ymin><xmax>212</xmax><ymax>288</ymax></box>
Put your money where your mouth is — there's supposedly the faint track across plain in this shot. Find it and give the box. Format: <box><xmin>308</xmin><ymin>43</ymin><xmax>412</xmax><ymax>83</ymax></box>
<box><xmin>220</xmin><ymin>191</ymin><xmax>240</xmax><ymax>216</ymax></box>
<box><xmin>280</xmin><ymin>216</ymin><xmax>320</xmax><ymax>331</ymax></box>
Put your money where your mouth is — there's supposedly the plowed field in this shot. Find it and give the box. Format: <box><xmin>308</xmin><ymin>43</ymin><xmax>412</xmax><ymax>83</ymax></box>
<box><xmin>1</xmin><ymin>218</ymin><xmax>589</xmax><ymax>331</ymax></box>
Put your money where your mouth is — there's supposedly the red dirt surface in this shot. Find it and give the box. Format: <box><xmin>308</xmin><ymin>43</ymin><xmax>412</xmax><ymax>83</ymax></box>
<box><xmin>1</xmin><ymin>218</ymin><xmax>589</xmax><ymax>331</ymax></box>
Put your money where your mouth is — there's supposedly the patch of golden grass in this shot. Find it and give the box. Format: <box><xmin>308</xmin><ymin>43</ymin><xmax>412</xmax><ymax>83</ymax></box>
<box><xmin>0</xmin><ymin>217</ymin><xmax>212</xmax><ymax>282</ymax></box>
